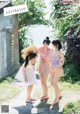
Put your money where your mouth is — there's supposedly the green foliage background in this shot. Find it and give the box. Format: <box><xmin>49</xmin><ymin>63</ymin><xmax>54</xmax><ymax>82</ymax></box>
<box><xmin>50</xmin><ymin>0</ymin><xmax>80</xmax><ymax>42</ymax></box>
<box><xmin>13</xmin><ymin>0</ymin><xmax>46</xmax><ymax>64</ymax></box>
<box><xmin>62</xmin><ymin>101</ymin><xmax>80</xmax><ymax>114</ymax></box>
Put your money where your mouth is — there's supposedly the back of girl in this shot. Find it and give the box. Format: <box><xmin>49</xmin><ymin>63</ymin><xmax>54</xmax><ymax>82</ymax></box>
<box><xmin>22</xmin><ymin>50</ymin><xmax>37</xmax><ymax>103</ymax></box>
<box><xmin>25</xmin><ymin>52</ymin><xmax>37</xmax><ymax>85</ymax></box>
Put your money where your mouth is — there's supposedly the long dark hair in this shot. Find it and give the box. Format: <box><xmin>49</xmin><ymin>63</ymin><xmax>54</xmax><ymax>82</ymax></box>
<box><xmin>52</xmin><ymin>40</ymin><xmax>62</xmax><ymax>50</ymax></box>
<box><xmin>43</xmin><ymin>37</ymin><xmax>51</xmax><ymax>45</ymax></box>
<box><xmin>24</xmin><ymin>52</ymin><xmax>37</xmax><ymax>68</ymax></box>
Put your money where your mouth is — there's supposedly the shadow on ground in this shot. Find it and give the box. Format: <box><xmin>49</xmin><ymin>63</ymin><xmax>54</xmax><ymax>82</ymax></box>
<box><xmin>13</xmin><ymin>100</ymin><xmax>61</xmax><ymax>114</ymax></box>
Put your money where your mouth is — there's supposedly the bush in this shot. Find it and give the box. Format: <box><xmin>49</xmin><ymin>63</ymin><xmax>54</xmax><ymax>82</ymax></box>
<box><xmin>61</xmin><ymin>64</ymin><xmax>80</xmax><ymax>83</ymax></box>
<box><xmin>65</xmin><ymin>37</ymin><xmax>80</xmax><ymax>71</ymax></box>
<box><xmin>62</xmin><ymin>101</ymin><xmax>80</xmax><ymax>114</ymax></box>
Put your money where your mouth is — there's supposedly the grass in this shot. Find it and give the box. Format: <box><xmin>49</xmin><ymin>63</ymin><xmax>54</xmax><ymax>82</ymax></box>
<box><xmin>59</xmin><ymin>81</ymin><xmax>80</xmax><ymax>90</ymax></box>
<box><xmin>0</xmin><ymin>76</ymin><xmax>21</xmax><ymax>105</ymax></box>
<box><xmin>0</xmin><ymin>74</ymin><xmax>80</xmax><ymax>105</ymax></box>
<box><xmin>62</xmin><ymin>101</ymin><xmax>80</xmax><ymax>114</ymax></box>
<box><xmin>33</xmin><ymin>77</ymin><xmax>80</xmax><ymax>101</ymax></box>
<box><xmin>47</xmin><ymin>77</ymin><xmax>80</xmax><ymax>91</ymax></box>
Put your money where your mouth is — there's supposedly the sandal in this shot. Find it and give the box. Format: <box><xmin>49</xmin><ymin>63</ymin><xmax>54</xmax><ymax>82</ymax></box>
<box><xmin>59</xmin><ymin>96</ymin><xmax>62</xmax><ymax>100</ymax></box>
<box><xmin>31</xmin><ymin>98</ymin><xmax>36</xmax><ymax>101</ymax></box>
<box><xmin>40</xmin><ymin>96</ymin><xmax>49</xmax><ymax>101</ymax></box>
<box><xmin>50</xmin><ymin>99</ymin><xmax>59</xmax><ymax>109</ymax></box>
<box><xmin>26</xmin><ymin>100</ymin><xmax>32</xmax><ymax>103</ymax></box>
<box><xmin>26</xmin><ymin>98</ymin><xmax>35</xmax><ymax>103</ymax></box>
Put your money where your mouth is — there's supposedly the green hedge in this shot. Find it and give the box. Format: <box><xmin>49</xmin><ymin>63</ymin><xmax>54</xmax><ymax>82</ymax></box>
<box><xmin>62</xmin><ymin>101</ymin><xmax>80</xmax><ymax>114</ymax></box>
<box><xmin>60</xmin><ymin>63</ymin><xmax>80</xmax><ymax>83</ymax></box>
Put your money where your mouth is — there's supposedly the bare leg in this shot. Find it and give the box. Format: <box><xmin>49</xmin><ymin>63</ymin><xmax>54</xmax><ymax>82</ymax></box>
<box><xmin>40</xmin><ymin>72</ymin><xmax>49</xmax><ymax>100</ymax></box>
<box><xmin>26</xmin><ymin>85</ymin><xmax>33</xmax><ymax>102</ymax></box>
<box><xmin>50</xmin><ymin>68</ymin><xmax>62</xmax><ymax>105</ymax></box>
<box><xmin>52</xmin><ymin>76</ymin><xmax>61</xmax><ymax>104</ymax></box>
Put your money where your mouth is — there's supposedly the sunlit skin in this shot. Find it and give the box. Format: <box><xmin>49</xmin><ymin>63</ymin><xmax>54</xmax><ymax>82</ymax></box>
<box><xmin>50</xmin><ymin>44</ymin><xmax>64</xmax><ymax>106</ymax></box>
<box><xmin>39</xmin><ymin>42</ymin><xmax>51</xmax><ymax>100</ymax></box>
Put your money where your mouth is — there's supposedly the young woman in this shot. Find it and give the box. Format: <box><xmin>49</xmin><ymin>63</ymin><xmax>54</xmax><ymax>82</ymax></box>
<box><xmin>38</xmin><ymin>37</ymin><xmax>51</xmax><ymax>101</ymax></box>
<box><xmin>50</xmin><ymin>40</ymin><xmax>64</xmax><ymax>107</ymax></box>
<box><xmin>22</xmin><ymin>51</ymin><xmax>37</xmax><ymax>103</ymax></box>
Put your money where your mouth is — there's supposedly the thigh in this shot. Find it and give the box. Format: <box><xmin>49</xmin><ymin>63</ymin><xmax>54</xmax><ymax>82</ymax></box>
<box><xmin>40</xmin><ymin>73</ymin><xmax>48</xmax><ymax>83</ymax></box>
<box><xmin>39</xmin><ymin>63</ymin><xmax>44</xmax><ymax>75</ymax></box>
<box><xmin>39</xmin><ymin>63</ymin><xmax>49</xmax><ymax>81</ymax></box>
<box><xmin>54</xmin><ymin>67</ymin><xmax>64</xmax><ymax>78</ymax></box>
<box><xmin>52</xmin><ymin>68</ymin><xmax>62</xmax><ymax>85</ymax></box>
<box><xmin>53</xmin><ymin>74</ymin><xmax>60</xmax><ymax>85</ymax></box>
<box><xmin>44</xmin><ymin>64</ymin><xmax>50</xmax><ymax>75</ymax></box>
<box><xmin>50</xmin><ymin>67</ymin><xmax>55</xmax><ymax>84</ymax></box>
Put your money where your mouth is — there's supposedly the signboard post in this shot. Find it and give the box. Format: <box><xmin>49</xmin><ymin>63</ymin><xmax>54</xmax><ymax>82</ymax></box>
<box><xmin>4</xmin><ymin>4</ymin><xmax>28</xmax><ymax>16</ymax></box>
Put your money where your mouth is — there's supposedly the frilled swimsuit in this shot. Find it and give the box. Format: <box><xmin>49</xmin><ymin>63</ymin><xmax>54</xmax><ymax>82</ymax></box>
<box><xmin>50</xmin><ymin>50</ymin><xmax>64</xmax><ymax>77</ymax></box>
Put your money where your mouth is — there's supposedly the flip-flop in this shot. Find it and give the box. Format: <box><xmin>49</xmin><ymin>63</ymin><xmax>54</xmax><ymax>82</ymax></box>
<box><xmin>40</xmin><ymin>97</ymin><xmax>49</xmax><ymax>101</ymax></box>
<box><xmin>26</xmin><ymin>101</ymin><xmax>32</xmax><ymax>104</ymax></box>
<box><xmin>31</xmin><ymin>98</ymin><xmax>36</xmax><ymax>101</ymax></box>
<box><xmin>50</xmin><ymin>100</ymin><xmax>59</xmax><ymax>110</ymax></box>
<box><xmin>59</xmin><ymin>96</ymin><xmax>62</xmax><ymax>100</ymax></box>
<box><xmin>26</xmin><ymin>98</ymin><xmax>36</xmax><ymax>103</ymax></box>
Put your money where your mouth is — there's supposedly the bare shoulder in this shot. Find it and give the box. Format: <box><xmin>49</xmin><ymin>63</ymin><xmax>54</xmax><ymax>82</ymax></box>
<box><xmin>59</xmin><ymin>51</ymin><xmax>64</xmax><ymax>57</ymax></box>
<box><xmin>61</xmin><ymin>51</ymin><xmax>64</xmax><ymax>55</ymax></box>
<box><xmin>38</xmin><ymin>47</ymin><xmax>43</xmax><ymax>51</ymax></box>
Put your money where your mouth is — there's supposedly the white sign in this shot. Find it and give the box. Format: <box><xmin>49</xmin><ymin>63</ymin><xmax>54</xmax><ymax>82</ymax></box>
<box><xmin>4</xmin><ymin>4</ymin><xmax>28</xmax><ymax>16</ymax></box>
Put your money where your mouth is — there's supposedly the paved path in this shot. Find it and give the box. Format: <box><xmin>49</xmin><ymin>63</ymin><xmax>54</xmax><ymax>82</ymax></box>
<box><xmin>1</xmin><ymin>80</ymin><xmax>80</xmax><ymax>114</ymax></box>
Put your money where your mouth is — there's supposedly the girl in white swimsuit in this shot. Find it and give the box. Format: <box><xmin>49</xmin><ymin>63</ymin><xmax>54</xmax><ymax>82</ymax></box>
<box><xmin>22</xmin><ymin>51</ymin><xmax>37</xmax><ymax>103</ymax></box>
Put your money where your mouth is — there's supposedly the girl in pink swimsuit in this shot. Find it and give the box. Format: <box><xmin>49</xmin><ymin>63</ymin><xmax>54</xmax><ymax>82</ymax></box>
<box><xmin>38</xmin><ymin>37</ymin><xmax>51</xmax><ymax>101</ymax></box>
<box><xmin>50</xmin><ymin>40</ymin><xmax>64</xmax><ymax>108</ymax></box>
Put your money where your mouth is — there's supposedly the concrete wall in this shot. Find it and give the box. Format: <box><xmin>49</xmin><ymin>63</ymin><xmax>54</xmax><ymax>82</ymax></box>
<box><xmin>0</xmin><ymin>14</ymin><xmax>19</xmax><ymax>79</ymax></box>
<box><xmin>0</xmin><ymin>32</ymin><xmax>7</xmax><ymax>78</ymax></box>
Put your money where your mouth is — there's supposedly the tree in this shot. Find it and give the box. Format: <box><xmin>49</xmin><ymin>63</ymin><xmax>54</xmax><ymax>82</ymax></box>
<box><xmin>12</xmin><ymin>0</ymin><xmax>46</xmax><ymax>63</ymax></box>
<box><xmin>13</xmin><ymin>0</ymin><xmax>46</xmax><ymax>28</ymax></box>
<box><xmin>50</xmin><ymin>0</ymin><xmax>80</xmax><ymax>42</ymax></box>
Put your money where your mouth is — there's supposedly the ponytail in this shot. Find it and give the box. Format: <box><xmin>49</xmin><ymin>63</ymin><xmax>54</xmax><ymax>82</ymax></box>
<box><xmin>24</xmin><ymin>55</ymin><xmax>29</xmax><ymax>68</ymax></box>
<box><xmin>24</xmin><ymin>51</ymin><xmax>37</xmax><ymax>68</ymax></box>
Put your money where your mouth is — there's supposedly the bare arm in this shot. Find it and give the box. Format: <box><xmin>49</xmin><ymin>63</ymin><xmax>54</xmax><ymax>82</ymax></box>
<box><xmin>38</xmin><ymin>49</ymin><xmax>45</xmax><ymax>59</ymax></box>
<box><xmin>38</xmin><ymin>48</ymin><xmax>50</xmax><ymax>61</ymax></box>
<box><xmin>50</xmin><ymin>49</ymin><xmax>53</xmax><ymax>62</ymax></box>
<box><xmin>22</xmin><ymin>67</ymin><xmax>28</xmax><ymax>82</ymax></box>
<box><xmin>58</xmin><ymin>52</ymin><xmax>64</xmax><ymax>67</ymax></box>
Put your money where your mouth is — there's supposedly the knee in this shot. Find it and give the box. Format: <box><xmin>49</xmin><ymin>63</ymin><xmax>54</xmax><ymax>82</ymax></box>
<box><xmin>41</xmin><ymin>79</ymin><xmax>46</xmax><ymax>85</ymax></box>
<box><xmin>51</xmin><ymin>81</ymin><xmax>56</xmax><ymax>87</ymax></box>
